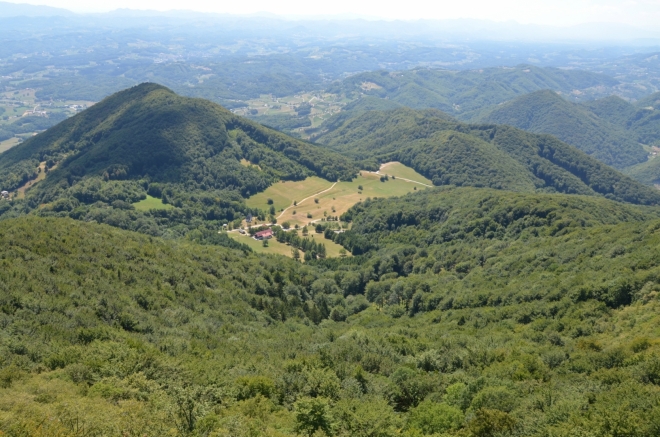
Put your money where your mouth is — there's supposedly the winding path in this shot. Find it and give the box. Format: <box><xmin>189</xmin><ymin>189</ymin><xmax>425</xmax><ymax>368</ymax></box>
<box><xmin>277</xmin><ymin>182</ymin><xmax>337</xmax><ymax>219</ymax></box>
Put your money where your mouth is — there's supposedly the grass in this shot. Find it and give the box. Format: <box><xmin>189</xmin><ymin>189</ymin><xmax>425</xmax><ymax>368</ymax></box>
<box><xmin>16</xmin><ymin>162</ymin><xmax>49</xmax><ymax>199</ymax></box>
<box><xmin>276</xmin><ymin>166</ymin><xmax>430</xmax><ymax>227</ymax></box>
<box><xmin>132</xmin><ymin>195</ymin><xmax>175</xmax><ymax>211</ymax></box>
<box><xmin>240</xmin><ymin>158</ymin><xmax>262</xmax><ymax>170</ymax></box>
<box><xmin>246</xmin><ymin>176</ymin><xmax>334</xmax><ymax>212</ymax></box>
<box><xmin>227</xmin><ymin>231</ymin><xmax>349</xmax><ymax>260</ymax></box>
<box><xmin>379</xmin><ymin>162</ymin><xmax>433</xmax><ymax>185</ymax></box>
<box><xmin>0</xmin><ymin>137</ymin><xmax>20</xmax><ymax>153</ymax></box>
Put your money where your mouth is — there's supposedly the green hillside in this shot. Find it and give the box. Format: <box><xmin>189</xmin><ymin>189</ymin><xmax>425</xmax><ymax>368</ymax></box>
<box><xmin>327</xmin><ymin>65</ymin><xmax>618</xmax><ymax>120</ymax></box>
<box><xmin>315</xmin><ymin>107</ymin><xmax>660</xmax><ymax>205</ymax></box>
<box><xmin>4</xmin><ymin>191</ymin><xmax>660</xmax><ymax>435</ymax></box>
<box><xmin>480</xmin><ymin>90</ymin><xmax>647</xmax><ymax>169</ymax></box>
<box><xmin>0</xmin><ymin>84</ymin><xmax>358</xmax><ymax>237</ymax></box>
<box><xmin>585</xmin><ymin>95</ymin><xmax>660</xmax><ymax>148</ymax></box>
<box><xmin>637</xmin><ymin>91</ymin><xmax>660</xmax><ymax>109</ymax></box>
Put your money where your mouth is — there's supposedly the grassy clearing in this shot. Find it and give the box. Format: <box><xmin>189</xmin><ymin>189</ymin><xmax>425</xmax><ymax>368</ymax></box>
<box><xmin>379</xmin><ymin>161</ymin><xmax>433</xmax><ymax>185</ymax></box>
<box><xmin>227</xmin><ymin>231</ymin><xmax>348</xmax><ymax>260</ymax></box>
<box><xmin>132</xmin><ymin>195</ymin><xmax>175</xmax><ymax>211</ymax></box>
<box><xmin>246</xmin><ymin>177</ymin><xmax>333</xmax><ymax>212</ymax></box>
<box><xmin>0</xmin><ymin>137</ymin><xmax>20</xmax><ymax>153</ymax></box>
<box><xmin>277</xmin><ymin>169</ymin><xmax>429</xmax><ymax>227</ymax></box>
<box><xmin>16</xmin><ymin>162</ymin><xmax>48</xmax><ymax>199</ymax></box>
<box><xmin>240</xmin><ymin>158</ymin><xmax>262</xmax><ymax>170</ymax></box>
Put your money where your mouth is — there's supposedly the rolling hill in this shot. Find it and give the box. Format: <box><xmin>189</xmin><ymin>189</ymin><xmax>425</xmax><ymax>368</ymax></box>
<box><xmin>315</xmin><ymin>107</ymin><xmax>660</xmax><ymax>205</ymax></box>
<box><xmin>585</xmin><ymin>95</ymin><xmax>660</xmax><ymax>147</ymax></box>
<box><xmin>480</xmin><ymin>90</ymin><xmax>647</xmax><ymax>169</ymax></box>
<box><xmin>0</xmin><ymin>83</ymin><xmax>359</xmax><ymax>236</ymax></box>
<box><xmin>637</xmin><ymin>91</ymin><xmax>660</xmax><ymax>109</ymax></box>
<box><xmin>5</xmin><ymin>188</ymin><xmax>660</xmax><ymax>435</ymax></box>
<box><xmin>327</xmin><ymin>65</ymin><xmax>619</xmax><ymax>121</ymax></box>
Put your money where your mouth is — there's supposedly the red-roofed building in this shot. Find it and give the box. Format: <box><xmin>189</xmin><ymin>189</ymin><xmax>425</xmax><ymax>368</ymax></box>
<box><xmin>254</xmin><ymin>229</ymin><xmax>273</xmax><ymax>240</ymax></box>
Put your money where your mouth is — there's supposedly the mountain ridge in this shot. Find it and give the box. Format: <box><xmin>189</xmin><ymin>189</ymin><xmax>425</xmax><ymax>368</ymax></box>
<box><xmin>315</xmin><ymin>106</ymin><xmax>660</xmax><ymax>205</ymax></box>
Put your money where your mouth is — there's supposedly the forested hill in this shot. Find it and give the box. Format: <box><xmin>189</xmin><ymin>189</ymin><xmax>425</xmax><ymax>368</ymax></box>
<box><xmin>327</xmin><ymin>65</ymin><xmax>618</xmax><ymax>120</ymax></box>
<box><xmin>0</xmin><ymin>83</ymin><xmax>359</xmax><ymax>236</ymax></box>
<box><xmin>637</xmin><ymin>91</ymin><xmax>660</xmax><ymax>109</ymax></box>
<box><xmin>480</xmin><ymin>90</ymin><xmax>648</xmax><ymax>169</ymax></box>
<box><xmin>6</xmin><ymin>193</ymin><xmax>660</xmax><ymax>435</ymax></box>
<box><xmin>0</xmin><ymin>83</ymin><xmax>358</xmax><ymax>197</ymax></box>
<box><xmin>315</xmin><ymin>107</ymin><xmax>660</xmax><ymax>205</ymax></box>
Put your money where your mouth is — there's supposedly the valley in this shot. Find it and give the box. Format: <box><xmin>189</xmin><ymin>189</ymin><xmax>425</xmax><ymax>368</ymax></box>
<box><xmin>3</xmin><ymin>7</ymin><xmax>660</xmax><ymax>437</ymax></box>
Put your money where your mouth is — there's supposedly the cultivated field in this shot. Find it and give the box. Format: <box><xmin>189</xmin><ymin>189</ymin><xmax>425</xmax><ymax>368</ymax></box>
<box><xmin>0</xmin><ymin>137</ymin><xmax>20</xmax><ymax>153</ymax></box>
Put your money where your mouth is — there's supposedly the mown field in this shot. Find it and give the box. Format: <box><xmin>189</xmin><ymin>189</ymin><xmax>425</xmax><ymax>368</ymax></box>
<box><xmin>246</xmin><ymin>176</ymin><xmax>333</xmax><ymax>213</ymax></box>
<box><xmin>0</xmin><ymin>137</ymin><xmax>19</xmax><ymax>154</ymax></box>
<box><xmin>132</xmin><ymin>195</ymin><xmax>175</xmax><ymax>212</ymax></box>
<box><xmin>274</xmin><ymin>167</ymin><xmax>430</xmax><ymax>227</ymax></box>
<box><xmin>228</xmin><ymin>230</ymin><xmax>349</xmax><ymax>259</ymax></box>
<box><xmin>379</xmin><ymin>162</ymin><xmax>433</xmax><ymax>185</ymax></box>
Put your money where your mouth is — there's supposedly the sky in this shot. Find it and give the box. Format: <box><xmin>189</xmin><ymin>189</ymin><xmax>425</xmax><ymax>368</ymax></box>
<box><xmin>5</xmin><ymin>0</ymin><xmax>660</xmax><ymax>27</ymax></box>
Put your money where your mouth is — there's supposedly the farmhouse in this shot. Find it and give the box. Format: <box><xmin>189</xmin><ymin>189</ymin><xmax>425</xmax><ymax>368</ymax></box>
<box><xmin>254</xmin><ymin>229</ymin><xmax>273</xmax><ymax>240</ymax></box>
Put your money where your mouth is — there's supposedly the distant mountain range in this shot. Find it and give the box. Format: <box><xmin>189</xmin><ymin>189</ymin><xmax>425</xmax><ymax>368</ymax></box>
<box><xmin>0</xmin><ymin>1</ymin><xmax>72</xmax><ymax>17</ymax></box>
<box><xmin>328</xmin><ymin>65</ymin><xmax>620</xmax><ymax>121</ymax></box>
<box><xmin>0</xmin><ymin>3</ymin><xmax>658</xmax><ymax>42</ymax></box>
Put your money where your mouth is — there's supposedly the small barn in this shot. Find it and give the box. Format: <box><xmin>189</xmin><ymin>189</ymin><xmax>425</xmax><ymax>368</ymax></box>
<box><xmin>1</xmin><ymin>191</ymin><xmax>9</xmax><ymax>199</ymax></box>
<box><xmin>254</xmin><ymin>229</ymin><xmax>273</xmax><ymax>240</ymax></box>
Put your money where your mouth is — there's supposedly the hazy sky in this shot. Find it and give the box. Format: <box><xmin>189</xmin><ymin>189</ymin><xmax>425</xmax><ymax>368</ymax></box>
<box><xmin>6</xmin><ymin>0</ymin><xmax>660</xmax><ymax>27</ymax></box>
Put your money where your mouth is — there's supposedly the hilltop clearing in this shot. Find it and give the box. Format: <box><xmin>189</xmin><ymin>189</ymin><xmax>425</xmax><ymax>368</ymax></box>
<box><xmin>247</xmin><ymin>162</ymin><xmax>431</xmax><ymax>228</ymax></box>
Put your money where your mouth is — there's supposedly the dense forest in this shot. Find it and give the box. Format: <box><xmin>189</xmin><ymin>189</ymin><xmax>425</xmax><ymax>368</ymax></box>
<box><xmin>5</xmin><ymin>187</ymin><xmax>660</xmax><ymax>435</ymax></box>
<box><xmin>480</xmin><ymin>90</ymin><xmax>648</xmax><ymax>169</ymax></box>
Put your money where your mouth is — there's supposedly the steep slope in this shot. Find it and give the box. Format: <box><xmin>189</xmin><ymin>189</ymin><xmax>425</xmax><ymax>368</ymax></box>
<box><xmin>480</xmin><ymin>90</ymin><xmax>647</xmax><ymax>169</ymax></box>
<box><xmin>327</xmin><ymin>65</ymin><xmax>619</xmax><ymax>120</ymax></box>
<box><xmin>583</xmin><ymin>95</ymin><xmax>637</xmax><ymax>127</ymax></box>
<box><xmin>6</xmin><ymin>196</ymin><xmax>660</xmax><ymax>435</ymax></box>
<box><xmin>0</xmin><ymin>83</ymin><xmax>359</xmax><ymax>236</ymax></box>
<box><xmin>315</xmin><ymin>107</ymin><xmax>660</xmax><ymax>205</ymax></box>
<box><xmin>637</xmin><ymin>91</ymin><xmax>660</xmax><ymax>109</ymax></box>
<box><xmin>0</xmin><ymin>83</ymin><xmax>357</xmax><ymax>197</ymax></box>
<box><xmin>585</xmin><ymin>94</ymin><xmax>660</xmax><ymax>147</ymax></box>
